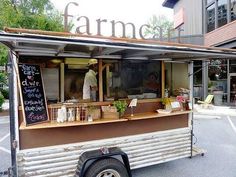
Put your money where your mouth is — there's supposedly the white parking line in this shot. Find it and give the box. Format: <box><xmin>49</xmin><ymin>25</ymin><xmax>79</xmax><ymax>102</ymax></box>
<box><xmin>194</xmin><ymin>114</ymin><xmax>221</xmax><ymax>119</ymax></box>
<box><xmin>227</xmin><ymin>116</ymin><xmax>236</xmax><ymax>134</ymax></box>
<box><xmin>0</xmin><ymin>133</ymin><xmax>10</xmax><ymax>143</ymax></box>
<box><xmin>0</xmin><ymin>146</ymin><xmax>10</xmax><ymax>154</ymax></box>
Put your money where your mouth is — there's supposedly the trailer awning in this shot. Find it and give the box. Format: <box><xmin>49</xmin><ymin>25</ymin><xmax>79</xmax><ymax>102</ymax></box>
<box><xmin>1</xmin><ymin>28</ymin><xmax>236</xmax><ymax>61</ymax></box>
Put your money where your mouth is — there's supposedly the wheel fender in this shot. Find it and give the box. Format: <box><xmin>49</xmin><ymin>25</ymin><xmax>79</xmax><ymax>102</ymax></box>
<box><xmin>75</xmin><ymin>147</ymin><xmax>132</xmax><ymax>177</ymax></box>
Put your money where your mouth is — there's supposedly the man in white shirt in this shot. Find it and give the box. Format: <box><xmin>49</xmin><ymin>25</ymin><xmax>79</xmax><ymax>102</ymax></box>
<box><xmin>83</xmin><ymin>59</ymin><xmax>98</xmax><ymax>100</ymax></box>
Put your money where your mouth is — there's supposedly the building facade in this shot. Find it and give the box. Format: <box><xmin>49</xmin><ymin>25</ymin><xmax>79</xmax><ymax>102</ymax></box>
<box><xmin>163</xmin><ymin>0</ymin><xmax>236</xmax><ymax>105</ymax></box>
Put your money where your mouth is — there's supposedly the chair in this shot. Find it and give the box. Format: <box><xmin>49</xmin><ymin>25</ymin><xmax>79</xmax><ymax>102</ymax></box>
<box><xmin>197</xmin><ymin>95</ymin><xmax>214</xmax><ymax>108</ymax></box>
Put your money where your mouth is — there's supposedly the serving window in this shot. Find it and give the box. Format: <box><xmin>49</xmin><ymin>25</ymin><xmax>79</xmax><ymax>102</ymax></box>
<box><xmin>19</xmin><ymin>57</ymin><xmax>162</xmax><ymax>103</ymax></box>
<box><xmin>102</xmin><ymin>60</ymin><xmax>162</xmax><ymax>101</ymax></box>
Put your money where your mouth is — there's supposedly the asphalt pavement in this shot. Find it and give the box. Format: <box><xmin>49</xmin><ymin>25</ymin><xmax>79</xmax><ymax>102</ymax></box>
<box><xmin>132</xmin><ymin>114</ymin><xmax>236</xmax><ymax>177</ymax></box>
<box><xmin>0</xmin><ymin>118</ymin><xmax>10</xmax><ymax>174</ymax></box>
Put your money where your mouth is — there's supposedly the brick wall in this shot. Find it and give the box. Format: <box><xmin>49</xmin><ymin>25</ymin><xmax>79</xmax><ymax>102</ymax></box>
<box><xmin>204</xmin><ymin>20</ymin><xmax>236</xmax><ymax>46</ymax></box>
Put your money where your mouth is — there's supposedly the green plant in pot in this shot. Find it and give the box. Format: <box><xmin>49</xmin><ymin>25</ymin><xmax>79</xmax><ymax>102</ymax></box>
<box><xmin>113</xmin><ymin>100</ymin><xmax>128</xmax><ymax>117</ymax></box>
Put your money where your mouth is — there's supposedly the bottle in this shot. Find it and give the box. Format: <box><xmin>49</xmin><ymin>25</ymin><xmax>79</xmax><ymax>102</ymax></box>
<box><xmin>61</xmin><ymin>105</ymin><xmax>67</xmax><ymax>122</ymax></box>
<box><xmin>81</xmin><ymin>105</ymin><xmax>85</xmax><ymax>121</ymax></box>
<box><xmin>76</xmin><ymin>107</ymin><xmax>80</xmax><ymax>121</ymax></box>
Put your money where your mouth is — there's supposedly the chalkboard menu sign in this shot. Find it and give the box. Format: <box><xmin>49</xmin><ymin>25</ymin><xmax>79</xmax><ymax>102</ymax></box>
<box><xmin>18</xmin><ymin>64</ymin><xmax>49</xmax><ymax>126</ymax></box>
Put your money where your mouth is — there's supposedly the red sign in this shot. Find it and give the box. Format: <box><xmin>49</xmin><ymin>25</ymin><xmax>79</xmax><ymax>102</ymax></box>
<box><xmin>174</xmin><ymin>8</ymin><xmax>184</xmax><ymax>29</ymax></box>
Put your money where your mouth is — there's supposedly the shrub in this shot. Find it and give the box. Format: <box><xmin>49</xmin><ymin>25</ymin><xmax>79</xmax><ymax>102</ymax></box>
<box><xmin>1</xmin><ymin>89</ymin><xmax>9</xmax><ymax>99</ymax></box>
<box><xmin>0</xmin><ymin>92</ymin><xmax>5</xmax><ymax>111</ymax></box>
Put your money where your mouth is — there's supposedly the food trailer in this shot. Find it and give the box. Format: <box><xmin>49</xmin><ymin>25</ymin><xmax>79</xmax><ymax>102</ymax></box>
<box><xmin>1</xmin><ymin>28</ymin><xmax>236</xmax><ymax>177</ymax></box>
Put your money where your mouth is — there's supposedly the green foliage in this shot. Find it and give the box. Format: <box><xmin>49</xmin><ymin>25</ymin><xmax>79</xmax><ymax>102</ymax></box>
<box><xmin>144</xmin><ymin>15</ymin><xmax>174</xmax><ymax>39</ymax></box>
<box><xmin>0</xmin><ymin>0</ymin><xmax>64</xmax><ymax>31</ymax></box>
<box><xmin>0</xmin><ymin>0</ymin><xmax>66</xmax><ymax>85</ymax></box>
<box><xmin>113</xmin><ymin>100</ymin><xmax>127</xmax><ymax>114</ymax></box>
<box><xmin>1</xmin><ymin>89</ymin><xmax>9</xmax><ymax>99</ymax></box>
<box><xmin>0</xmin><ymin>45</ymin><xmax>8</xmax><ymax>65</ymax></box>
<box><xmin>0</xmin><ymin>73</ymin><xmax>7</xmax><ymax>85</ymax></box>
<box><xmin>0</xmin><ymin>92</ymin><xmax>4</xmax><ymax>110</ymax></box>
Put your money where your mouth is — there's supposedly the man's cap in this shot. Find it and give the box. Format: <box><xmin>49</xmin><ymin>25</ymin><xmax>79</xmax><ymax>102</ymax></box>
<box><xmin>88</xmin><ymin>59</ymin><xmax>98</xmax><ymax>65</ymax></box>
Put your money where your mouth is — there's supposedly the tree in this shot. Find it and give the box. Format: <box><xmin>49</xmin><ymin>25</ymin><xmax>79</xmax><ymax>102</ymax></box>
<box><xmin>144</xmin><ymin>15</ymin><xmax>174</xmax><ymax>40</ymax></box>
<box><xmin>0</xmin><ymin>0</ymin><xmax>64</xmax><ymax>31</ymax></box>
<box><xmin>0</xmin><ymin>0</ymin><xmax>65</xmax><ymax>64</ymax></box>
<box><xmin>0</xmin><ymin>0</ymin><xmax>65</xmax><ymax>106</ymax></box>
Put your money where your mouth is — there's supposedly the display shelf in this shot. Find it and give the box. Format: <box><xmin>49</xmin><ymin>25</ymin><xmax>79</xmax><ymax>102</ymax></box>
<box><xmin>19</xmin><ymin>110</ymin><xmax>192</xmax><ymax>130</ymax></box>
<box><xmin>126</xmin><ymin>110</ymin><xmax>192</xmax><ymax>121</ymax></box>
<box><xmin>19</xmin><ymin>118</ymin><xmax>128</xmax><ymax>130</ymax></box>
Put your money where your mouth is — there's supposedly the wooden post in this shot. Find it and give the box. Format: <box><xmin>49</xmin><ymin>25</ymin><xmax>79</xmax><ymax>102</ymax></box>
<box><xmin>162</xmin><ymin>61</ymin><xmax>165</xmax><ymax>97</ymax></box>
<box><xmin>98</xmin><ymin>59</ymin><xmax>103</xmax><ymax>102</ymax></box>
<box><xmin>60</xmin><ymin>63</ymin><xmax>65</xmax><ymax>102</ymax></box>
<box><xmin>106</xmin><ymin>65</ymin><xmax>110</xmax><ymax>97</ymax></box>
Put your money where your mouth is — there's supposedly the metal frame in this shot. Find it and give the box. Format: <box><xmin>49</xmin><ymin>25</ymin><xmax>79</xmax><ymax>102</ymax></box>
<box><xmin>8</xmin><ymin>52</ymin><xmax>19</xmax><ymax>177</ymax></box>
<box><xmin>1</xmin><ymin>33</ymin><xmax>236</xmax><ymax>60</ymax></box>
<box><xmin>227</xmin><ymin>73</ymin><xmax>236</xmax><ymax>103</ymax></box>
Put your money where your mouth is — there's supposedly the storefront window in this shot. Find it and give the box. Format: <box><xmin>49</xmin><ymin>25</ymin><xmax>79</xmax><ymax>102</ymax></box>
<box><xmin>207</xmin><ymin>3</ymin><xmax>216</xmax><ymax>32</ymax></box>
<box><xmin>218</xmin><ymin>0</ymin><xmax>228</xmax><ymax>27</ymax></box>
<box><xmin>229</xmin><ymin>59</ymin><xmax>236</xmax><ymax>72</ymax></box>
<box><xmin>193</xmin><ymin>61</ymin><xmax>203</xmax><ymax>85</ymax></box>
<box><xmin>193</xmin><ymin>61</ymin><xmax>203</xmax><ymax>100</ymax></box>
<box><xmin>231</xmin><ymin>0</ymin><xmax>236</xmax><ymax>21</ymax></box>
<box><xmin>103</xmin><ymin>60</ymin><xmax>161</xmax><ymax>100</ymax></box>
<box><xmin>206</xmin><ymin>0</ymin><xmax>214</xmax><ymax>5</ymax></box>
<box><xmin>208</xmin><ymin>59</ymin><xmax>227</xmax><ymax>80</ymax></box>
<box><xmin>208</xmin><ymin>59</ymin><xmax>227</xmax><ymax>103</ymax></box>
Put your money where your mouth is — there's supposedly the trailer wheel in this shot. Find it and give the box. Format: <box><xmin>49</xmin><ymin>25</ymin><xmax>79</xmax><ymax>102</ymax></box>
<box><xmin>85</xmin><ymin>158</ymin><xmax>129</xmax><ymax>177</ymax></box>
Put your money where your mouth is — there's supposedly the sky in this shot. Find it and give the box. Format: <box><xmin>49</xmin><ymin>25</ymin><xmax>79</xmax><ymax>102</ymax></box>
<box><xmin>50</xmin><ymin>0</ymin><xmax>173</xmax><ymax>36</ymax></box>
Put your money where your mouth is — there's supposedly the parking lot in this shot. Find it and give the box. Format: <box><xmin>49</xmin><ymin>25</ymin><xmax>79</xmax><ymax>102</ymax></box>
<box><xmin>133</xmin><ymin>114</ymin><xmax>236</xmax><ymax>177</ymax></box>
<box><xmin>1</xmin><ymin>112</ymin><xmax>236</xmax><ymax>176</ymax></box>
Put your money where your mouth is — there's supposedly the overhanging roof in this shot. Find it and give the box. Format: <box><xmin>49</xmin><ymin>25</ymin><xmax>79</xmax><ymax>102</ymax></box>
<box><xmin>162</xmin><ymin>0</ymin><xmax>178</xmax><ymax>8</ymax></box>
<box><xmin>1</xmin><ymin>28</ymin><xmax>236</xmax><ymax>62</ymax></box>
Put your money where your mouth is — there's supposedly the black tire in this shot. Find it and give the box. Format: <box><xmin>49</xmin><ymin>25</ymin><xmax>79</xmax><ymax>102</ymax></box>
<box><xmin>85</xmin><ymin>158</ymin><xmax>129</xmax><ymax>177</ymax></box>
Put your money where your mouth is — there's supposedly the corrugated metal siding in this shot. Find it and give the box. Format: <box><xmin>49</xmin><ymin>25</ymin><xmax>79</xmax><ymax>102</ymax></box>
<box><xmin>174</xmin><ymin>0</ymin><xmax>203</xmax><ymax>36</ymax></box>
<box><xmin>17</xmin><ymin>128</ymin><xmax>191</xmax><ymax>177</ymax></box>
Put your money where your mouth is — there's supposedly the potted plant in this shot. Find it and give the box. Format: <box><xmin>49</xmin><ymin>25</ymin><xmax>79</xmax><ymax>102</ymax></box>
<box><xmin>113</xmin><ymin>100</ymin><xmax>128</xmax><ymax>117</ymax></box>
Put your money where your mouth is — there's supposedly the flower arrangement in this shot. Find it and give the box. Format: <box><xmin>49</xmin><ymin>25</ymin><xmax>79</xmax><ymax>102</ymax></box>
<box><xmin>176</xmin><ymin>96</ymin><xmax>188</xmax><ymax>111</ymax></box>
<box><xmin>161</xmin><ymin>97</ymin><xmax>172</xmax><ymax>110</ymax></box>
<box><xmin>176</xmin><ymin>96</ymin><xmax>186</xmax><ymax>103</ymax></box>
<box><xmin>161</xmin><ymin>97</ymin><xmax>171</xmax><ymax>105</ymax></box>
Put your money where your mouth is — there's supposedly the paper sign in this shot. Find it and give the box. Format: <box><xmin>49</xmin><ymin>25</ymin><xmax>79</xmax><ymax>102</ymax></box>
<box><xmin>188</xmin><ymin>102</ymin><xmax>192</xmax><ymax>110</ymax></box>
<box><xmin>129</xmin><ymin>99</ymin><xmax>138</xmax><ymax>107</ymax></box>
<box><xmin>171</xmin><ymin>101</ymin><xmax>181</xmax><ymax>109</ymax></box>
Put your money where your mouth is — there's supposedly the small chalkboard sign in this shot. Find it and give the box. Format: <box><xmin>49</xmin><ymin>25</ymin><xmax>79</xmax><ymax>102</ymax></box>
<box><xmin>18</xmin><ymin>64</ymin><xmax>49</xmax><ymax>126</ymax></box>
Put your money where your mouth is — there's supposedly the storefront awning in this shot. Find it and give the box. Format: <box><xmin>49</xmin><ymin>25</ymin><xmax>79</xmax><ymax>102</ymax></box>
<box><xmin>1</xmin><ymin>28</ymin><xmax>236</xmax><ymax>61</ymax></box>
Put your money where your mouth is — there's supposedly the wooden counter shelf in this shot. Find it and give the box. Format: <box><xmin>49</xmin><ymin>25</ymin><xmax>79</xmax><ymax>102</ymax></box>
<box><xmin>19</xmin><ymin>118</ymin><xmax>128</xmax><ymax>130</ymax></box>
<box><xmin>125</xmin><ymin>110</ymin><xmax>192</xmax><ymax>121</ymax></box>
<box><xmin>19</xmin><ymin>110</ymin><xmax>192</xmax><ymax>130</ymax></box>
